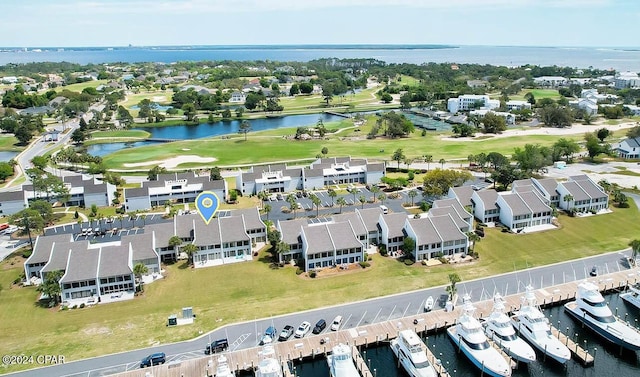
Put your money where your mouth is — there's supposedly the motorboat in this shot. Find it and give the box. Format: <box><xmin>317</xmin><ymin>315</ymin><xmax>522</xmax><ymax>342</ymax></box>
<box><xmin>424</xmin><ymin>296</ymin><xmax>434</xmax><ymax>312</ymax></box>
<box><xmin>510</xmin><ymin>286</ymin><xmax>571</xmax><ymax>364</ymax></box>
<box><xmin>482</xmin><ymin>293</ymin><xmax>536</xmax><ymax>364</ymax></box>
<box><xmin>255</xmin><ymin>345</ymin><xmax>283</xmax><ymax>377</ymax></box>
<box><xmin>390</xmin><ymin>329</ymin><xmax>437</xmax><ymax>377</ymax></box>
<box><xmin>215</xmin><ymin>354</ymin><xmax>233</xmax><ymax>377</ymax></box>
<box><xmin>564</xmin><ymin>281</ymin><xmax>640</xmax><ymax>351</ymax></box>
<box><xmin>447</xmin><ymin>295</ymin><xmax>512</xmax><ymax>377</ymax></box>
<box><xmin>327</xmin><ymin>343</ymin><xmax>360</xmax><ymax>377</ymax></box>
<box><xmin>620</xmin><ymin>283</ymin><xmax>640</xmax><ymax>310</ymax></box>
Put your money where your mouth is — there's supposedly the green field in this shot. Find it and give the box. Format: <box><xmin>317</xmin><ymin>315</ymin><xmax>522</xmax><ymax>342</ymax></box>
<box><xmin>0</xmin><ymin>201</ymin><xmax>636</xmax><ymax>373</ymax></box>
<box><xmin>90</xmin><ymin>130</ymin><xmax>151</xmax><ymax>139</ymax></box>
<box><xmin>54</xmin><ymin>80</ymin><xmax>108</xmax><ymax>93</ymax></box>
<box><xmin>0</xmin><ymin>135</ymin><xmax>21</xmax><ymax>152</ymax></box>
<box><xmin>511</xmin><ymin>89</ymin><xmax>561</xmax><ymax>101</ymax></box>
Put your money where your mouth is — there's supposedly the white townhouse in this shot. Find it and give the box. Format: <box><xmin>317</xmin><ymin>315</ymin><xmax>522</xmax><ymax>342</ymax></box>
<box><xmin>568</xmin><ymin>98</ymin><xmax>598</xmax><ymax>116</ymax></box>
<box><xmin>229</xmin><ymin>91</ymin><xmax>246</xmax><ymax>103</ymax></box>
<box><xmin>124</xmin><ymin>172</ymin><xmax>227</xmax><ymax>212</ymax></box>
<box><xmin>447</xmin><ymin>186</ymin><xmax>474</xmax><ymax>208</ymax></box>
<box><xmin>505</xmin><ymin>100</ymin><xmax>532</xmax><ymax>111</ymax></box>
<box><xmin>471</xmin><ymin>189</ymin><xmax>500</xmax><ymax>224</ymax></box>
<box><xmin>277</xmin><ymin>218</ymin><xmax>308</xmax><ymax>263</ymax></box>
<box><xmin>190</xmin><ymin>216</ymin><xmax>253</xmax><ymax>268</ymax></box>
<box><xmin>512</xmin><ymin>178</ymin><xmax>560</xmax><ymax>207</ymax></box>
<box><xmin>236</xmin><ymin>157</ymin><xmax>385</xmax><ymax>196</ymax></box>
<box><xmin>614</xmin><ymin>71</ymin><xmax>640</xmax><ymax>89</ymax></box>
<box><xmin>447</xmin><ymin>94</ymin><xmax>500</xmax><ymax>113</ymax></box>
<box><xmin>0</xmin><ymin>190</ymin><xmax>27</xmax><ymax>216</ymax></box>
<box><xmin>301</xmin><ymin>222</ymin><xmax>364</xmax><ymax>271</ymax></box>
<box><xmin>355</xmin><ymin>207</ymin><xmax>385</xmax><ymax>245</ymax></box>
<box><xmin>496</xmin><ymin>190</ymin><xmax>552</xmax><ymax>231</ymax></box>
<box><xmin>615</xmin><ymin>137</ymin><xmax>640</xmax><ymax>159</ymax></box>
<box><xmin>378</xmin><ymin>212</ymin><xmax>408</xmax><ymax>254</ymax></box>
<box><xmin>556</xmin><ymin>175</ymin><xmax>609</xmax><ymax>213</ymax></box>
<box><xmin>469</xmin><ymin>109</ymin><xmax>516</xmax><ymax>125</ymax></box>
<box><xmin>431</xmin><ymin>198</ymin><xmax>473</xmax><ymax>231</ymax></box>
<box><xmin>404</xmin><ymin>215</ymin><xmax>469</xmax><ymax>261</ymax></box>
<box><xmin>533</xmin><ymin>76</ymin><xmax>568</xmax><ymax>87</ymax></box>
<box><xmin>580</xmin><ymin>89</ymin><xmax>618</xmax><ymax>102</ymax></box>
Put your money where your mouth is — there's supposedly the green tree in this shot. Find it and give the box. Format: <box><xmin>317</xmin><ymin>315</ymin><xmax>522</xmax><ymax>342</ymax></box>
<box><xmin>137</xmin><ymin>99</ymin><xmax>153</xmax><ymax>120</ymax></box>
<box><xmin>14</xmin><ymin>125</ymin><xmax>33</xmax><ymax>145</ymax></box>
<box><xmin>328</xmin><ymin>189</ymin><xmax>337</xmax><ymax>206</ymax></box>
<box><xmin>563</xmin><ymin>194</ymin><xmax>574</xmax><ymax>211</ymax></box>
<box><xmin>392</xmin><ymin>148</ymin><xmax>406</xmax><ymax>169</ymax></box>
<box><xmin>358</xmin><ymin>195</ymin><xmax>367</xmax><ymax>209</ymax></box>
<box><xmin>37</xmin><ymin>270</ymin><xmax>63</xmax><ymax>305</ymax></box>
<box><xmin>380</xmin><ymin>93</ymin><xmax>393</xmax><ymax>103</ymax></box>
<box><xmin>467</xmin><ymin>232</ymin><xmax>481</xmax><ymax>253</ymax></box>
<box><xmin>321</xmin><ymin>147</ymin><xmax>329</xmax><ymax>156</ymax></box>
<box><xmin>273</xmin><ymin>241</ymin><xmax>290</xmax><ymax>263</ymax></box>
<box><xmin>629</xmin><ymin>240</ymin><xmax>640</xmax><ymax>266</ymax></box>
<box><xmin>423</xmin><ymin>154</ymin><xmax>433</xmax><ymax>171</ymax></box>
<box><xmin>538</xmin><ymin>105</ymin><xmax>573</xmax><ymax>128</ymax></box>
<box><xmin>210</xmin><ymin>166</ymin><xmax>222</xmax><ymax>180</ymax></box>
<box><xmin>626</xmin><ymin>126</ymin><xmax>640</xmax><ymax>139</ymax></box>
<box><xmin>408</xmin><ymin>190</ymin><xmax>418</xmax><ymax>206</ymax></box>
<box><xmin>486</xmin><ymin>152</ymin><xmax>509</xmax><ymax>171</ymax></box>
<box><xmin>133</xmin><ymin>263</ymin><xmax>148</xmax><ymax>292</ymax></box>
<box><xmin>263</xmin><ymin>203</ymin><xmax>272</xmax><ymax>220</ymax></box>
<box><xmin>422</xmin><ymin>169</ymin><xmax>473</xmax><ymax>197</ymax></box>
<box><xmin>553</xmin><ymin>138</ymin><xmax>580</xmax><ymax>162</ymax></box>
<box><xmin>0</xmin><ymin>161</ymin><xmax>14</xmax><ymax>181</ymax></box>
<box><xmin>596</xmin><ymin>128</ymin><xmax>611</xmax><ymax>142</ymax></box>
<box><xmin>238</xmin><ymin>120</ymin><xmax>252</xmax><ymax>141</ymax></box>
<box><xmin>287</xmin><ymin>194</ymin><xmax>298</xmax><ymax>218</ymax></box>
<box><xmin>446</xmin><ymin>273</ymin><xmax>461</xmax><ymax>300</ymax></box>
<box><xmin>452</xmin><ymin>123</ymin><xmax>476</xmax><ymax>137</ymax></box>
<box><xmin>513</xmin><ymin>144</ymin><xmax>553</xmax><ymax>174</ymax></box>
<box><xmin>31</xmin><ymin>155</ymin><xmax>49</xmax><ymax>171</ymax></box>
<box><xmin>439</xmin><ymin>158</ymin><xmax>446</xmax><ymax>169</ymax></box>
<box><xmin>310</xmin><ymin>193</ymin><xmax>321</xmax><ymax>217</ymax></box>
<box><xmin>147</xmin><ymin>165</ymin><xmax>167</xmax><ymax>181</ymax></box>
<box><xmin>584</xmin><ymin>132</ymin><xmax>604</xmax><ymax>160</ymax></box>
<box><xmin>29</xmin><ymin>200</ymin><xmax>54</xmax><ymax>224</ymax></box>
<box><xmin>481</xmin><ymin>112</ymin><xmax>507</xmax><ymax>134</ymax></box>
<box><xmin>182</xmin><ymin>243</ymin><xmax>198</xmax><ymax>266</ymax></box>
<box><xmin>401</xmin><ymin>237</ymin><xmax>416</xmax><ymax>259</ymax></box>
<box><xmin>336</xmin><ymin>197</ymin><xmax>347</xmax><ymax>213</ymax></box>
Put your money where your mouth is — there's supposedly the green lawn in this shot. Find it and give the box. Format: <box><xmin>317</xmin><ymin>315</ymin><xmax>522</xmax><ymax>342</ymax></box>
<box><xmin>90</xmin><ymin>130</ymin><xmax>151</xmax><ymax>139</ymax></box>
<box><xmin>54</xmin><ymin>80</ymin><xmax>108</xmax><ymax>93</ymax></box>
<box><xmin>0</xmin><ymin>201</ymin><xmax>637</xmax><ymax>373</ymax></box>
<box><xmin>510</xmin><ymin>89</ymin><xmax>561</xmax><ymax>101</ymax></box>
<box><xmin>0</xmin><ymin>135</ymin><xmax>21</xmax><ymax>152</ymax></box>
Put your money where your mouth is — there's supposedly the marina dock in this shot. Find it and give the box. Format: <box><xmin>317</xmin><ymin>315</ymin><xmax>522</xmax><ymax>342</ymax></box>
<box><xmin>111</xmin><ymin>269</ymin><xmax>639</xmax><ymax>376</ymax></box>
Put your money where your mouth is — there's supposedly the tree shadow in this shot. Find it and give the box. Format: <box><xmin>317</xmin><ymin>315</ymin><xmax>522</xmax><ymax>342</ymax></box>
<box><xmin>177</xmin><ymin>260</ymin><xmax>191</xmax><ymax>270</ymax></box>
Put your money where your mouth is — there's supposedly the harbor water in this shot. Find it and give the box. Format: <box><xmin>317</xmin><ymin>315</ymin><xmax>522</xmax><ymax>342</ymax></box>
<box><xmin>291</xmin><ymin>292</ymin><xmax>640</xmax><ymax>377</ymax></box>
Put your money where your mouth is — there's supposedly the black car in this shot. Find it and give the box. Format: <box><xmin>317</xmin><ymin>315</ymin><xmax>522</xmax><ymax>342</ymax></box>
<box><xmin>590</xmin><ymin>266</ymin><xmax>598</xmax><ymax>276</ymax></box>
<box><xmin>204</xmin><ymin>338</ymin><xmax>229</xmax><ymax>354</ymax></box>
<box><xmin>312</xmin><ymin>319</ymin><xmax>326</xmax><ymax>334</ymax></box>
<box><xmin>278</xmin><ymin>325</ymin><xmax>294</xmax><ymax>341</ymax></box>
<box><xmin>140</xmin><ymin>352</ymin><xmax>166</xmax><ymax>368</ymax></box>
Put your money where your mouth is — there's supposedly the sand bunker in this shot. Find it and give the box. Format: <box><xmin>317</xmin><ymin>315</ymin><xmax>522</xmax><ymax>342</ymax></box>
<box><xmin>124</xmin><ymin>155</ymin><xmax>217</xmax><ymax>169</ymax></box>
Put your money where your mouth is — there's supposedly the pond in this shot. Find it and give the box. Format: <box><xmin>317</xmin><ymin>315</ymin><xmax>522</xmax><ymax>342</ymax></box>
<box><xmin>0</xmin><ymin>151</ymin><xmax>18</xmax><ymax>162</ymax></box>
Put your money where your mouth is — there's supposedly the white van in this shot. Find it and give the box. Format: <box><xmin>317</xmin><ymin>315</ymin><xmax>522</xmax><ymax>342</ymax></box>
<box><xmin>379</xmin><ymin>205</ymin><xmax>388</xmax><ymax>214</ymax></box>
<box><xmin>330</xmin><ymin>315</ymin><xmax>343</xmax><ymax>331</ymax></box>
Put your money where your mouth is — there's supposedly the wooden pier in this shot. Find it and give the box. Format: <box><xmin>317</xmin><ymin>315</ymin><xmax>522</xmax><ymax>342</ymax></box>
<box><xmin>323</xmin><ymin>110</ymin><xmax>352</xmax><ymax>118</ymax></box>
<box><xmin>110</xmin><ymin>269</ymin><xmax>639</xmax><ymax>377</ymax></box>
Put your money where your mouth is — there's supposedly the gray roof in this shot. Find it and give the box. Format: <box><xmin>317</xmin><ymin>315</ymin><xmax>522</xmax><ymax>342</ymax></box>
<box><xmin>41</xmin><ymin>242</ymin><xmax>75</xmax><ymax>274</ymax></box>
<box><xmin>63</xmin><ymin>175</ymin><xmax>85</xmax><ymax>185</ymax></box>
<box><xmin>560</xmin><ymin>181</ymin><xmax>590</xmax><ymax>201</ymax></box>
<box><xmin>84</xmin><ymin>183</ymin><xmax>108</xmax><ymax>195</ymax></box>
<box><xmin>98</xmin><ymin>245</ymin><xmax>132</xmax><ymax>278</ymax></box>
<box><xmin>192</xmin><ymin>218</ymin><xmax>221</xmax><ymax>246</ymax></box>
<box><xmin>427</xmin><ymin>207</ymin><xmax>468</xmax><ymax>230</ymax></box>
<box><xmin>125</xmin><ymin>186</ymin><xmax>149</xmax><ymax>198</ymax></box>
<box><xmin>382</xmin><ymin>213</ymin><xmax>408</xmax><ymax>238</ymax></box>
<box><xmin>304</xmin><ymin>168</ymin><xmax>325</xmax><ymax>178</ymax></box>
<box><xmin>122</xmin><ymin>232</ymin><xmax>158</xmax><ymax>261</ymax></box>
<box><xmin>220</xmin><ymin>216</ymin><xmax>249</xmax><ymax>243</ymax></box>
<box><xmin>366</xmin><ymin>162</ymin><xmax>385</xmax><ymax>172</ymax></box>
<box><xmin>326</xmin><ymin>222</ymin><xmax>362</xmax><ymax>249</ymax></box>
<box><xmin>622</xmin><ymin>137</ymin><xmax>640</xmax><ymax>148</ymax></box>
<box><xmin>534</xmin><ymin>178</ymin><xmax>559</xmax><ymax>196</ymax></box>
<box><xmin>145</xmin><ymin>222</ymin><xmax>175</xmax><ymax>248</ymax></box>
<box><xmin>278</xmin><ymin>218</ymin><xmax>307</xmax><ymax>245</ymax></box>
<box><xmin>449</xmin><ymin>186</ymin><xmax>474</xmax><ymax>207</ymax></box>
<box><xmin>356</xmin><ymin>207</ymin><xmax>384</xmax><ymax>232</ymax></box>
<box><xmin>407</xmin><ymin>218</ymin><xmax>441</xmax><ymax>245</ymax></box>
<box><xmin>157</xmin><ymin>172</ymin><xmax>197</xmax><ymax>181</ymax></box>
<box><xmin>499</xmin><ymin>193</ymin><xmax>531</xmax><ymax>216</ymax></box>
<box><xmin>473</xmin><ymin>189</ymin><xmax>498</xmax><ymax>210</ymax></box>
<box><xmin>430</xmin><ymin>215</ymin><xmax>466</xmax><ymax>242</ymax></box>
<box><xmin>517</xmin><ymin>191</ymin><xmax>551</xmax><ymax>214</ymax></box>
<box><xmin>569</xmin><ymin>175</ymin><xmax>590</xmax><ymax>182</ymax></box>
<box><xmin>303</xmin><ymin>224</ymin><xmax>334</xmax><ymax>254</ymax></box>
<box><xmin>512</xmin><ymin>185</ymin><xmax>534</xmax><ymax>193</ymax></box>
<box><xmin>0</xmin><ymin>190</ymin><xmax>25</xmax><ymax>202</ymax></box>
<box><xmin>512</xmin><ymin>178</ymin><xmax>534</xmax><ymax>187</ymax></box>
<box><xmin>230</xmin><ymin>208</ymin><xmax>265</xmax><ymax>231</ymax></box>
<box><xmin>60</xmin><ymin>248</ymin><xmax>100</xmax><ymax>283</ymax></box>
<box><xmin>332</xmin><ymin>212</ymin><xmax>366</xmax><ymax>236</ymax></box>
<box><xmin>203</xmin><ymin>179</ymin><xmax>226</xmax><ymax>190</ymax></box>
<box><xmin>175</xmin><ymin>214</ymin><xmax>198</xmax><ymax>238</ymax></box>
<box><xmin>27</xmin><ymin>234</ymin><xmax>74</xmax><ymax>265</ymax></box>
<box><xmin>574</xmin><ymin>179</ymin><xmax>607</xmax><ymax>199</ymax></box>
<box><xmin>432</xmin><ymin>198</ymin><xmax>471</xmax><ymax>220</ymax></box>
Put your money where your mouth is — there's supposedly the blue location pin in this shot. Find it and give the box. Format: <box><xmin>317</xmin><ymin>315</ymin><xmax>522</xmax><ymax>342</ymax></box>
<box><xmin>195</xmin><ymin>191</ymin><xmax>220</xmax><ymax>225</ymax></box>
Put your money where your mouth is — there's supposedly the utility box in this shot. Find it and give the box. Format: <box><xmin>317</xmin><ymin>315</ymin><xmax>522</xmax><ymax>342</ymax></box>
<box><xmin>167</xmin><ymin>315</ymin><xmax>177</xmax><ymax>326</ymax></box>
<box><xmin>182</xmin><ymin>307</ymin><xmax>193</xmax><ymax>319</ymax></box>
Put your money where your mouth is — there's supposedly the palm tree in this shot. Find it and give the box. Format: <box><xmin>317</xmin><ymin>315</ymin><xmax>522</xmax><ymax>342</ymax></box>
<box><xmin>263</xmin><ymin>203</ymin><xmax>272</xmax><ymax>220</ymax></box>
<box><xmin>378</xmin><ymin>193</ymin><xmax>387</xmax><ymax>204</ymax></box>
<box><xmin>407</xmin><ymin>190</ymin><xmax>418</xmax><ymax>207</ymax></box>
<box><xmin>358</xmin><ymin>195</ymin><xmax>366</xmax><ymax>209</ymax></box>
<box><xmin>239</xmin><ymin>120</ymin><xmax>252</xmax><ymax>141</ymax></box>
<box><xmin>466</xmin><ymin>232</ymin><xmax>481</xmax><ymax>253</ymax></box>
<box><xmin>439</xmin><ymin>158</ymin><xmax>446</xmax><ymax>169</ymax></box>
<box><xmin>336</xmin><ymin>197</ymin><xmax>347</xmax><ymax>213</ymax></box>
<box><xmin>140</xmin><ymin>214</ymin><xmax>147</xmax><ymax>227</ymax></box>
<box><xmin>286</xmin><ymin>194</ymin><xmax>297</xmax><ymax>219</ymax></box>
<box><xmin>117</xmin><ymin>215</ymin><xmax>124</xmax><ymax>229</ymax></box>
<box><xmin>257</xmin><ymin>190</ymin><xmax>269</xmax><ymax>206</ymax></box>
<box><xmin>445</xmin><ymin>273</ymin><xmax>461</xmax><ymax>301</ymax></box>
<box><xmin>328</xmin><ymin>189</ymin><xmax>337</xmax><ymax>206</ymax></box>
<box><xmin>629</xmin><ymin>239</ymin><xmax>640</xmax><ymax>266</ymax></box>
<box><xmin>182</xmin><ymin>243</ymin><xmax>198</xmax><ymax>266</ymax></box>
<box><xmin>370</xmin><ymin>186</ymin><xmax>380</xmax><ymax>203</ymax></box>
<box><xmin>168</xmin><ymin>235</ymin><xmax>182</xmax><ymax>261</ymax></box>
<box><xmin>133</xmin><ymin>263</ymin><xmax>149</xmax><ymax>292</ymax></box>
<box><xmin>310</xmin><ymin>193</ymin><xmax>321</xmax><ymax>217</ymax></box>
<box><xmin>37</xmin><ymin>270</ymin><xmax>63</xmax><ymax>305</ymax></box>
<box><xmin>423</xmin><ymin>155</ymin><xmax>433</xmax><ymax>171</ymax></box>
<box><xmin>563</xmin><ymin>194</ymin><xmax>574</xmax><ymax>211</ymax></box>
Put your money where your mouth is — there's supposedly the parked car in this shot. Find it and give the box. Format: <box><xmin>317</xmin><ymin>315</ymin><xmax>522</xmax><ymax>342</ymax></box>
<box><xmin>204</xmin><ymin>338</ymin><xmax>229</xmax><ymax>355</ymax></box>
<box><xmin>590</xmin><ymin>266</ymin><xmax>598</xmax><ymax>276</ymax></box>
<box><xmin>330</xmin><ymin>316</ymin><xmax>343</xmax><ymax>331</ymax></box>
<box><xmin>278</xmin><ymin>325</ymin><xmax>294</xmax><ymax>341</ymax></box>
<box><xmin>140</xmin><ymin>352</ymin><xmax>166</xmax><ymax>368</ymax></box>
<box><xmin>294</xmin><ymin>321</ymin><xmax>311</xmax><ymax>338</ymax></box>
<box><xmin>260</xmin><ymin>326</ymin><xmax>278</xmax><ymax>345</ymax></box>
<box><xmin>312</xmin><ymin>319</ymin><xmax>326</xmax><ymax>334</ymax></box>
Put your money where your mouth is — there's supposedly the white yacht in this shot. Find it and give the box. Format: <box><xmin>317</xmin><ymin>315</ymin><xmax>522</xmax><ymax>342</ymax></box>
<box><xmin>215</xmin><ymin>354</ymin><xmax>233</xmax><ymax>377</ymax></box>
<box><xmin>565</xmin><ymin>281</ymin><xmax>640</xmax><ymax>351</ymax></box>
<box><xmin>447</xmin><ymin>296</ymin><xmax>512</xmax><ymax>377</ymax></box>
<box><xmin>255</xmin><ymin>345</ymin><xmax>283</xmax><ymax>377</ymax></box>
<box><xmin>482</xmin><ymin>293</ymin><xmax>536</xmax><ymax>364</ymax></box>
<box><xmin>424</xmin><ymin>296</ymin><xmax>434</xmax><ymax>312</ymax></box>
<box><xmin>510</xmin><ymin>286</ymin><xmax>571</xmax><ymax>364</ymax></box>
<box><xmin>620</xmin><ymin>283</ymin><xmax>640</xmax><ymax>310</ymax></box>
<box><xmin>390</xmin><ymin>329</ymin><xmax>437</xmax><ymax>377</ymax></box>
<box><xmin>326</xmin><ymin>343</ymin><xmax>360</xmax><ymax>377</ymax></box>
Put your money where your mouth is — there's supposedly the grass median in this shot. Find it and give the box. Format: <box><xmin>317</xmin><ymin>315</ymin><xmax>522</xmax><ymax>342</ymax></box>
<box><xmin>0</xmin><ymin>201</ymin><xmax>636</xmax><ymax>373</ymax></box>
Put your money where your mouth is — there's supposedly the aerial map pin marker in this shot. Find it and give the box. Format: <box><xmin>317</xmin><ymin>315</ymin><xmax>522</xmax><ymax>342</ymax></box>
<box><xmin>195</xmin><ymin>191</ymin><xmax>220</xmax><ymax>225</ymax></box>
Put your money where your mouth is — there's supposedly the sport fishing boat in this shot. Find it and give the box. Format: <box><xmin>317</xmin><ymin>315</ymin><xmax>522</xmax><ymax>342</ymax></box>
<box><xmin>620</xmin><ymin>283</ymin><xmax>640</xmax><ymax>310</ymax></box>
<box><xmin>482</xmin><ymin>293</ymin><xmax>536</xmax><ymax>363</ymax></box>
<box><xmin>448</xmin><ymin>296</ymin><xmax>512</xmax><ymax>377</ymax></box>
<box><xmin>510</xmin><ymin>286</ymin><xmax>571</xmax><ymax>364</ymax></box>
<box><xmin>390</xmin><ymin>329</ymin><xmax>437</xmax><ymax>377</ymax></box>
<box><xmin>564</xmin><ymin>281</ymin><xmax>640</xmax><ymax>351</ymax></box>
<box><xmin>326</xmin><ymin>343</ymin><xmax>359</xmax><ymax>377</ymax></box>
<box><xmin>255</xmin><ymin>345</ymin><xmax>283</xmax><ymax>377</ymax></box>
<box><xmin>215</xmin><ymin>354</ymin><xmax>233</xmax><ymax>377</ymax></box>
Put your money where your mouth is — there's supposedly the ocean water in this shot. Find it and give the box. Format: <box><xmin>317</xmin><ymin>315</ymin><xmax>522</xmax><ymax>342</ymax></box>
<box><xmin>1</xmin><ymin>45</ymin><xmax>639</xmax><ymax>71</ymax></box>
<box><xmin>293</xmin><ymin>292</ymin><xmax>640</xmax><ymax>377</ymax></box>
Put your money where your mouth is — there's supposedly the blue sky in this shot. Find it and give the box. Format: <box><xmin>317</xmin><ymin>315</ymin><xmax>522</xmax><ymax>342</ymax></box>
<box><xmin>1</xmin><ymin>0</ymin><xmax>638</xmax><ymax>47</ymax></box>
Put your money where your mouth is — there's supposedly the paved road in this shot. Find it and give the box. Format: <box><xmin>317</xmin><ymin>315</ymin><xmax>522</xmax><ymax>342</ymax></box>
<box><xmin>6</xmin><ymin>248</ymin><xmax>637</xmax><ymax>377</ymax></box>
